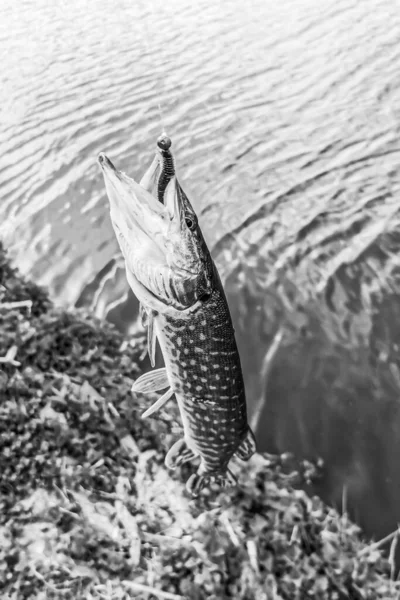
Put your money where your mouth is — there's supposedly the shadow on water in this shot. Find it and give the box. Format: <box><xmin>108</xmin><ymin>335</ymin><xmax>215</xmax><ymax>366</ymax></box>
<box><xmin>223</xmin><ymin>234</ymin><xmax>400</xmax><ymax>557</ymax></box>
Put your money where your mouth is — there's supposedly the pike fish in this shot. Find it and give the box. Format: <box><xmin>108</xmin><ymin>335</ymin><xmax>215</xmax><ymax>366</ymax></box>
<box><xmin>98</xmin><ymin>134</ymin><xmax>256</xmax><ymax>495</ymax></box>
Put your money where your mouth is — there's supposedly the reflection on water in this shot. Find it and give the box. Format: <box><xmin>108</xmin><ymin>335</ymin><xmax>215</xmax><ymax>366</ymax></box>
<box><xmin>2</xmin><ymin>0</ymin><xmax>400</xmax><ymax>545</ymax></box>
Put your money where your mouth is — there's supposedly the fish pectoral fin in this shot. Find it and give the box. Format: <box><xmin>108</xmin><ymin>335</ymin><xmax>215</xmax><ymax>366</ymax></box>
<box><xmin>147</xmin><ymin>310</ymin><xmax>157</xmax><ymax>367</ymax></box>
<box><xmin>234</xmin><ymin>428</ymin><xmax>257</xmax><ymax>461</ymax></box>
<box><xmin>140</xmin><ymin>303</ymin><xmax>147</xmax><ymax>327</ymax></box>
<box><xmin>186</xmin><ymin>467</ymin><xmax>237</xmax><ymax>497</ymax></box>
<box><xmin>131</xmin><ymin>367</ymin><xmax>169</xmax><ymax>393</ymax></box>
<box><xmin>165</xmin><ymin>438</ymin><xmax>197</xmax><ymax>470</ymax></box>
<box><xmin>141</xmin><ymin>387</ymin><xmax>174</xmax><ymax>419</ymax></box>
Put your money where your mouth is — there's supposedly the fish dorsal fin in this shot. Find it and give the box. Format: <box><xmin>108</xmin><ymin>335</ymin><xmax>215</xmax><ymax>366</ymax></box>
<box><xmin>131</xmin><ymin>367</ymin><xmax>169</xmax><ymax>393</ymax></box>
<box><xmin>141</xmin><ymin>387</ymin><xmax>174</xmax><ymax>418</ymax></box>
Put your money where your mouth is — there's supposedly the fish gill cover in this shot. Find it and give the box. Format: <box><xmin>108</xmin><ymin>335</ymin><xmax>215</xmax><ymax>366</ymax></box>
<box><xmin>0</xmin><ymin>242</ymin><xmax>399</xmax><ymax>599</ymax></box>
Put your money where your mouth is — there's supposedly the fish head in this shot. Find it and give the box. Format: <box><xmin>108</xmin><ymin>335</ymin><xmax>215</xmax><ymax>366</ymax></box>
<box><xmin>98</xmin><ymin>137</ymin><xmax>214</xmax><ymax>311</ymax></box>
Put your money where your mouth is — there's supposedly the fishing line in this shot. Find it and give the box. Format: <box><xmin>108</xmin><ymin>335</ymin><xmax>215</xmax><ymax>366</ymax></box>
<box><xmin>157</xmin><ymin>102</ymin><xmax>167</xmax><ymax>137</ymax></box>
<box><xmin>140</xmin><ymin>0</ymin><xmax>169</xmax><ymax>137</ymax></box>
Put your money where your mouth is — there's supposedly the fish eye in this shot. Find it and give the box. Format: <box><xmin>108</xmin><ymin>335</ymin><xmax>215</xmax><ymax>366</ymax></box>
<box><xmin>185</xmin><ymin>215</ymin><xmax>197</xmax><ymax>230</ymax></box>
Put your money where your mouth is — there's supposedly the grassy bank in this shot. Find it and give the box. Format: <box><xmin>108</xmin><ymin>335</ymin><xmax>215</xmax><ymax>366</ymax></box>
<box><xmin>0</xmin><ymin>243</ymin><xmax>398</xmax><ymax>599</ymax></box>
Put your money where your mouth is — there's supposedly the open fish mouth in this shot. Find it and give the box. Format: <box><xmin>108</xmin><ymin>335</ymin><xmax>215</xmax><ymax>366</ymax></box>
<box><xmin>97</xmin><ymin>136</ymin><xmax>211</xmax><ymax>310</ymax></box>
<box><xmin>98</xmin><ymin>151</ymin><xmax>169</xmax><ymax>255</ymax></box>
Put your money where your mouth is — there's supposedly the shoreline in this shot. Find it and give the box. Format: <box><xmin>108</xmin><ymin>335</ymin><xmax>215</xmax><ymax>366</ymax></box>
<box><xmin>0</xmin><ymin>242</ymin><xmax>398</xmax><ymax>599</ymax></box>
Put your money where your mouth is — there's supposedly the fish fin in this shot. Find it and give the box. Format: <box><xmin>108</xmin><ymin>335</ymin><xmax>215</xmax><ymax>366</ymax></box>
<box><xmin>147</xmin><ymin>311</ymin><xmax>157</xmax><ymax>367</ymax></box>
<box><xmin>140</xmin><ymin>305</ymin><xmax>157</xmax><ymax>367</ymax></box>
<box><xmin>141</xmin><ymin>387</ymin><xmax>174</xmax><ymax>418</ymax></box>
<box><xmin>140</xmin><ymin>303</ymin><xmax>147</xmax><ymax>327</ymax></box>
<box><xmin>186</xmin><ymin>468</ymin><xmax>237</xmax><ymax>497</ymax></box>
<box><xmin>131</xmin><ymin>367</ymin><xmax>169</xmax><ymax>393</ymax></box>
<box><xmin>165</xmin><ymin>438</ymin><xmax>197</xmax><ymax>469</ymax></box>
<box><xmin>235</xmin><ymin>428</ymin><xmax>257</xmax><ymax>461</ymax></box>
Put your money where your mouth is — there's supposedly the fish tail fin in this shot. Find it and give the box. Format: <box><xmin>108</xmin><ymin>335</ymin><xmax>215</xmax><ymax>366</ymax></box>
<box><xmin>235</xmin><ymin>427</ymin><xmax>257</xmax><ymax>461</ymax></box>
<box><xmin>186</xmin><ymin>467</ymin><xmax>237</xmax><ymax>497</ymax></box>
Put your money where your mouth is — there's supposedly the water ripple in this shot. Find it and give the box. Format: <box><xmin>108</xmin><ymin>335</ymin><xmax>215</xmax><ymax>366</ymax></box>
<box><xmin>0</xmin><ymin>0</ymin><xmax>399</xmax><ymax>315</ymax></box>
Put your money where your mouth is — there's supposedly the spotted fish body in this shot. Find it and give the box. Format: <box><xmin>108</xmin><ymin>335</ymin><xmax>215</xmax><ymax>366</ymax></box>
<box><xmin>157</xmin><ymin>282</ymin><xmax>251</xmax><ymax>483</ymax></box>
<box><xmin>98</xmin><ymin>134</ymin><xmax>256</xmax><ymax>495</ymax></box>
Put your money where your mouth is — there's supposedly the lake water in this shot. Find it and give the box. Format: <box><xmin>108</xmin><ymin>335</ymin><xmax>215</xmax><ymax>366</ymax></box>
<box><xmin>2</xmin><ymin>0</ymin><xmax>400</xmax><ymax>545</ymax></box>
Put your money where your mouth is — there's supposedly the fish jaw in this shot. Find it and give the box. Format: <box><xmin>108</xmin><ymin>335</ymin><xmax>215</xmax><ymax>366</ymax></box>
<box><xmin>98</xmin><ymin>151</ymin><xmax>213</xmax><ymax>310</ymax></box>
<box><xmin>98</xmin><ymin>152</ymin><xmax>168</xmax><ymax>247</ymax></box>
<box><xmin>98</xmin><ymin>152</ymin><xmax>173</xmax><ymax>306</ymax></box>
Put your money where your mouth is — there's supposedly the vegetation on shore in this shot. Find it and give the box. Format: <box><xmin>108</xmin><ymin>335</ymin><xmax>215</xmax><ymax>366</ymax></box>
<box><xmin>0</xmin><ymin>242</ymin><xmax>399</xmax><ymax>600</ymax></box>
